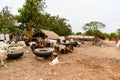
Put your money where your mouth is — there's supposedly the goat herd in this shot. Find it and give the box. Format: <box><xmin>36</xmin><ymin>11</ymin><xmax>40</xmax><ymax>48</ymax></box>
<box><xmin>0</xmin><ymin>39</ymin><xmax>81</xmax><ymax>66</ymax></box>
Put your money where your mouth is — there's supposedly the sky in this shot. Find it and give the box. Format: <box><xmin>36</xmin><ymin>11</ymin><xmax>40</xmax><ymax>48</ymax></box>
<box><xmin>0</xmin><ymin>0</ymin><xmax>120</xmax><ymax>33</ymax></box>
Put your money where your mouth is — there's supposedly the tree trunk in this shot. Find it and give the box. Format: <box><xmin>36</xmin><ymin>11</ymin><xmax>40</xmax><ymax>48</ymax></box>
<box><xmin>30</xmin><ymin>25</ymin><xmax>33</xmax><ymax>41</ymax></box>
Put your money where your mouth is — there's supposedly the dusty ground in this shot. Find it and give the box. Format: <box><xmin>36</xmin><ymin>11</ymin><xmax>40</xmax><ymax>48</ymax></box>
<box><xmin>0</xmin><ymin>41</ymin><xmax>120</xmax><ymax>80</ymax></box>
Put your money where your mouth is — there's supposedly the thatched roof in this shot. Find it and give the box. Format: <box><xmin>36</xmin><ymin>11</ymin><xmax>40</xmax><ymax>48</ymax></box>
<box><xmin>33</xmin><ymin>29</ymin><xmax>60</xmax><ymax>39</ymax></box>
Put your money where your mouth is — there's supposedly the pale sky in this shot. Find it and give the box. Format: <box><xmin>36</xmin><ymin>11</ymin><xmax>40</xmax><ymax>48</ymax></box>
<box><xmin>0</xmin><ymin>0</ymin><xmax>120</xmax><ymax>33</ymax></box>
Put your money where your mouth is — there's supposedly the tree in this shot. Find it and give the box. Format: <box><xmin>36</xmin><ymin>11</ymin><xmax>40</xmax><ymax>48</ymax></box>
<box><xmin>83</xmin><ymin>21</ymin><xmax>105</xmax><ymax>32</ymax></box>
<box><xmin>36</xmin><ymin>14</ymin><xmax>72</xmax><ymax>36</ymax></box>
<box><xmin>109</xmin><ymin>32</ymin><xmax>117</xmax><ymax>41</ymax></box>
<box><xmin>83</xmin><ymin>21</ymin><xmax>106</xmax><ymax>43</ymax></box>
<box><xmin>18</xmin><ymin>0</ymin><xmax>46</xmax><ymax>40</ymax></box>
<box><xmin>102</xmin><ymin>32</ymin><xmax>110</xmax><ymax>39</ymax></box>
<box><xmin>83</xmin><ymin>21</ymin><xmax>105</xmax><ymax>36</ymax></box>
<box><xmin>76</xmin><ymin>32</ymin><xmax>82</xmax><ymax>35</ymax></box>
<box><xmin>117</xmin><ymin>28</ymin><xmax>120</xmax><ymax>36</ymax></box>
<box><xmin>0</xmin><ymin>6</ymin><xmax>17</xmax><ymax>33</ymax></box>
<box><xmin>110</xmin><ymin>32</ymin><xmax>117</xmax><ymax>37</ymax></box>
<box><xmin>18</xmin><ymin>0</ymin><xmax>72</xmax><ymax>37</ymax></box>
<box><xmin>50</xmin><ymin>16</ymin><xmax>72</xmax><ymax>36</ymax></box>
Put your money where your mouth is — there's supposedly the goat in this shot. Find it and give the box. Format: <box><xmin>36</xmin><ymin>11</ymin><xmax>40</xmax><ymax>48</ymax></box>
<box><xmin>66</xmin><ymin>46</ymin><xmax>74</xmax><ymax>53</ymax></box>
<box><xmin>45</xmin><ymin>38</ymin><xmax>57</xmax><ymax>47</ymax></box>
<box><xmin>29</xmin><ymin>41</ymin><xmax>36</xmax><ymax>46</ymax></box>
<box><xmin>55</xmin><ymin>44</ymin><xmax>67</xmax><ymax>54</ymax></box>
<box><xmin>54</xmin><ymin>43</ymin><xmax>74</xmax><ymax>54</ymax></box>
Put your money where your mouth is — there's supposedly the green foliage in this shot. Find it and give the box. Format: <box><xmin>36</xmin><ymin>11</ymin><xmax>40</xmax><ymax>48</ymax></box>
<box><xmin>76</xmin><ymin>32</ymin><xmax>82</xmax><ymax>35</ymax></box>
<box><xmin>17</xmin><ymin>0</ymin><xmax>47</xmax><ymax>40</ymax></box>
<box><xmin>117</xmin><ymin>28</ymin><xmax>120</xmax><ymax>36</ymax></box>
<box><xmin>32</xmin><ymin>13</ymin><xmax>72</xmax><ymax>36</ymax></box>
<box><xmin>84</xmin><ymin>30</ymin><xmax>94</xmax><ymax>36</ymax></box>
<box><xmin>110</xmin><ymin>32</ymin><xmax>117</xmax><ymax>37</ymax></box>
<box><xmin>18</xmin><ymin>0</ymin><xmax>46</xmax><ymax>33</ymax></box>
<box><xmin>83</xmin><ymin>21</ymin><xmax>105</xmax><ymax>31</ymax></box>
<box><xmin>83</xmin><ymin>21</ymin><xmax>105</xmax><ymax>38</ymax></box>
<box><xmin>0</xmin><ymin>6</ymin><xmax>17</xmax><ymax>33</ymax></box>
<box><xmin>18</xmin><ymin>0</ymin><xmax>72</xmax><ymax>36</ymax></box>
<box><xmin>109</xmin><ymin>32</ymin><xmax>117</xmax><ymax>41</ymax></box>
<box><xmin>85</xmin><ymin>29</ymin><xmax>102</xmax><ymax>37</ymax></box>
<box><xmin>84</xmin><ymin>27</ymin><xmax>107</xmax><ymax>40</ymax></box>
<box><xmin>43</xmin><ymin>15</ymin><xmax>72</xmax><ymax>36</ymax></box>
<box><xmin>103</xmin><ymin>33</ymin><xmax>110</xmax><ymax>38</ymax></box>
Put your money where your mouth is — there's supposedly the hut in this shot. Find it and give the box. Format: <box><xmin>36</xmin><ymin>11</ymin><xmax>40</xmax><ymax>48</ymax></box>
<box><xmin>32</xmin><ymin>29</ymin><xmax>60</xmax><ymax>47</ymax></box>
<box><xmin>32</xmin><ymin>29</ymin><xmax>60</xmax><ymax>40</ymax></box>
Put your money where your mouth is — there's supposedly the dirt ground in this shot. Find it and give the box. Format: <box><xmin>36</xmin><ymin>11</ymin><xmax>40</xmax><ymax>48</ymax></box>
<box><xmin>0</xmin><ymin>40</ymin><xmax>120</xmax><ymax>80</ymax></box>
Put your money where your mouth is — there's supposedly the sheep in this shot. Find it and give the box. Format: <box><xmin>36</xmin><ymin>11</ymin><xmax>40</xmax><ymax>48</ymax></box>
<box><xmin>10</xmin><ymin>41</ymin><xmax>16</xmax><ymax>46</ymax></box>
<box><xmin>16</xmin><ymin>41</ymin><xmax>26</xmax><ymax>47</ymax></box>
<box><xmin>8</xmin><ymin>46</ymin><xmax>23</xmax><ymax>50</ymax></box>
<box><xmin>9</xmin><ymin>41</ymin><xmax>26</xmax><ymax>50</ymax></box>
<box><xmin>0</xmin><ymin>47</ymin><xmax>8</xmax><ymax>66</ymax></box>
<box><xmin>0</xmin><ymin>41</ymin><xmax>10</xmax><ymax>48</ymax></box>
<box><xmin>0</xmin><ymin>41</ymin><xmax>11</xmax><ymax>66</ymax></box>
<box><xmin>0</xmin><ymin>41</ymin><xmax>23</xmax><ymax>65</ymax></box>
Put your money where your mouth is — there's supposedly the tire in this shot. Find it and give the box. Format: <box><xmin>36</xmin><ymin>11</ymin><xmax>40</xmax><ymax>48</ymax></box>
<box><xmin>7</xmin><ymin>50</ymin><xmax>24</xmax><ymax>59</ymax></box>
<box><xmin>62</xmin><ymin>43</ymin><xmax>70</xmax><ymax>47</ymax></box>
<box><xmin>33</xmin><ymin>48</ymin><xmax>53</xmax><ymax>58</ymax></box>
